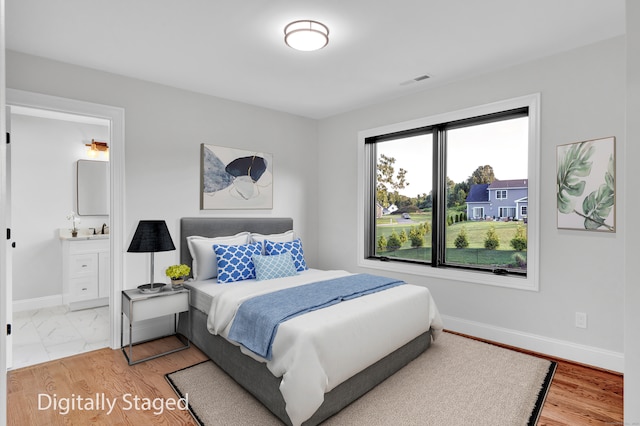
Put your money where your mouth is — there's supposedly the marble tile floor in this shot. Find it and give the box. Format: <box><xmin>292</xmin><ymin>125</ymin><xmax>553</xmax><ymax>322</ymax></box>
<box><xmin>11</xmin><ymin>305</ymin><xmax>111</xmax><ymax>370</ymax></box>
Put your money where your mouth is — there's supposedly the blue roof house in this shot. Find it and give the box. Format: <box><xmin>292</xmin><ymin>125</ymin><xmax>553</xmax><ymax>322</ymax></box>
<box><xmin>466</xmin><ymin>179</ymin><xmax>528</xmax><ymax>220</ymax></box>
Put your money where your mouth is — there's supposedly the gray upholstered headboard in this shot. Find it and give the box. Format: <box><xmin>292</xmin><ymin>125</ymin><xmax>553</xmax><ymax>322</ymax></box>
<box><xmin>179</xmin><ymin>217</ymin><xmax>293</xmax><ymax>273</ymax></box>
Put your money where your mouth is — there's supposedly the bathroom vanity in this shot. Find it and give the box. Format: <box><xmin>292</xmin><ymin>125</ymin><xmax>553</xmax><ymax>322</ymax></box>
<box><xmin>60</xmin><ymin>231</ymin><xmax>110</xmax><ymax>311</ymax></box>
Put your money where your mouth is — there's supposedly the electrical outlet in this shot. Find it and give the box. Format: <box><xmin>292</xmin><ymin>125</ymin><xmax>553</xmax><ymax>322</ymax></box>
<box><xmin>575</xmin><ymin>312</ymin><xmax>588</xmax><ymax>329</ymax></box>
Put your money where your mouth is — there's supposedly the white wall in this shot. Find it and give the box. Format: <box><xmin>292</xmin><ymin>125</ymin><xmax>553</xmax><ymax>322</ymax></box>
<box><xmin>6</xmin><ymin>50</ymin><xmax>319</xmax><ymax>290</ymax></box>
<box><xmin>10</xmin><ymin>114</ymin><xmax>108</xmax><ymax>301</ymax></box>
<box><xmin>317</xmin><ymin>37</ymin><xmax>626</xmax><ymax>370</ymax></box>
<box><xmin>625</xmin><ymin>0</ymin><xmax>640</xmax><ymax>422</ymax></box>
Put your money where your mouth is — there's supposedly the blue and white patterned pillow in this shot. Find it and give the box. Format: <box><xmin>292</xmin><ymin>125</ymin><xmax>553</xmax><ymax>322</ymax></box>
<box><xmin>253</xmin><ymin>254</ymin><xmax>298</xmax><ymax>281</ymax></box>
<box><xmin>264</xmin><ymin>238</ymin><xmax>308</xmax><ymax>272</ymax></box>
<box><xmin>213</xmin><ymin>242</ymin><xmax>263</xmax><ymax>283</ymax></box>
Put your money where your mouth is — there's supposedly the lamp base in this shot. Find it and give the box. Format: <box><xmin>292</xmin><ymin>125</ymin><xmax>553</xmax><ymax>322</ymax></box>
<box><xmin>137</xmin><ymin>283</ymin><xmax>166</xmax><ymax>294</ymax></box>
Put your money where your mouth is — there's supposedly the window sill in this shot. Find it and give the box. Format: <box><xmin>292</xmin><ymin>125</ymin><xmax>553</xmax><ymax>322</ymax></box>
<box><xmin>357</xmin><ymin>258</ymin><xmax>538</xmax><ymax>291</ymax></box>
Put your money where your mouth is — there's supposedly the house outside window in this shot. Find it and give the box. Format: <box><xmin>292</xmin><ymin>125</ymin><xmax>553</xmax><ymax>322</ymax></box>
<box><xmin>472</xmin><ymin>207</ymin><xmax>484</xmax><ymax>220</ymax></box>
<box><xmin>358</xmin><ymin>94</ymin><xmax>540</xmax><ymax>291</ymax></box>
<box><xmin>499</xmin><ymin>206</ymin><xmax>517</xmax><ymax>219</ymax></box>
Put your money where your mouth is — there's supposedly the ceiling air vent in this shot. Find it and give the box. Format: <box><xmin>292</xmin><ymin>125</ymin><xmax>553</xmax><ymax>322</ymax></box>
<box><xmin>400</xmin><ymin>74</ymin><xmax>431</xmax><ymax>86</ymax></box>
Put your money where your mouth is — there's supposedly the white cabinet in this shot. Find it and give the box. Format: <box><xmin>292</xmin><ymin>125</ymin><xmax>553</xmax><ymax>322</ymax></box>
<box><xmin>61</xmin><ymin>237</ymin><xmax>110</xmax><ymax>310</ymax></box>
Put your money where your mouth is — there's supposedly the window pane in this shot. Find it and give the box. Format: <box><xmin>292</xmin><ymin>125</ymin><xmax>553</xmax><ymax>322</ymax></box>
<box><xmin>374</xmin><ymin>133</ymin><xmax>432</xmax><ymax>263</ymax></box>
<box><xmin>445</xmin><ymin>117</ymin><xmax>528</xmax><ymax>273</ymax></box>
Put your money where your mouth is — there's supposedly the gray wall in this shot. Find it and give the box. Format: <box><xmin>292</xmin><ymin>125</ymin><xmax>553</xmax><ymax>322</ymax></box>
<box><xmin>625</xmin><ymin>0</ymin><xmax>640</xmax><ymax>421</ymax></box>
<box><xmin>317</xmin><ymin>37</ymin><xmax>626</xmax><ymax>366</ymax></box>
<box><xmin>6</xmin><ymin>50</ymin><xmax>319</xmax><ymax>291</ymax></box>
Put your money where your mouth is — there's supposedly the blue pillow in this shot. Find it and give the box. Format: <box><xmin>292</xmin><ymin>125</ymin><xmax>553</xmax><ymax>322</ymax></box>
<box><xmin>264</xmin><ymin>238</ymin><xmax>308</xmax><ymax>272</ymax></box>
<box><xmin>213</xmin><ymin>242</ymin><xmax>263</xmax><ymax>283</ymax></box>
<box><xmin>253</xmin><ymin>254</ymin><xmax>298</xmax><ymax>281</ymax></box>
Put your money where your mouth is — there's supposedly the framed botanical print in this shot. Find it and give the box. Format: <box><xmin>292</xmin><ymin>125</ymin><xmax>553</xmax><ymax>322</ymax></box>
<box><xmin>556</xmin><ymin>136</ymin><xmax>615</xmax><ymax>232</ymax></box>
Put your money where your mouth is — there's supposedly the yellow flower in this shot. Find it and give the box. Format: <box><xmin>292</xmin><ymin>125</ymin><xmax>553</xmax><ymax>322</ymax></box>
<box><xmin>165</xmin><ymin>264</ymin><xmax>191</xmax><ymax>279</ymax></box>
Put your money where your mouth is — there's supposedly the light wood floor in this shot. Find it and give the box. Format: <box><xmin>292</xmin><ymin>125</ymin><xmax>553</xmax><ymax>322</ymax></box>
<box><xmin>7</xmin><ymin>336</ymin><xmax>623</xmax><ymax>425</ymax></box>
<box><xmin>7</xmin><ymin>337</ymin><xmax>208</xmax><ymax>426</ymax></box>
<box><xmin>538</xmin><ymin>356</ymin><xmax>623</xmax><ymax>425</ymax></box>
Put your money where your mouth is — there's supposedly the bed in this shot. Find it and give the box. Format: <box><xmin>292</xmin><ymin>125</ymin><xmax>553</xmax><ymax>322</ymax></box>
<box><xmin>176</xmin><ymin>217</ymin><xmax>443</xmax><ymax>426</ymax></box>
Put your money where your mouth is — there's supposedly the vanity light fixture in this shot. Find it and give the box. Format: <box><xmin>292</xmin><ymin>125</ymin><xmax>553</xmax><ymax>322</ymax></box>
<box><xmin>284</xmin><ymin>20</ymin><xmax>329</xmax><ymax>51</ymax></box>
<box><xmin>86</xmin><ymin>139</ymin><xmax>109</xmax><ymax>159</ymax></box>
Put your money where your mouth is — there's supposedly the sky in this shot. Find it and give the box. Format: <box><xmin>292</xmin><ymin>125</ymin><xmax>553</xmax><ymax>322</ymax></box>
<box><xmin>377</xmin><ymin>117</ymin><xmax>529</xmax><ymax>197</ymax></box>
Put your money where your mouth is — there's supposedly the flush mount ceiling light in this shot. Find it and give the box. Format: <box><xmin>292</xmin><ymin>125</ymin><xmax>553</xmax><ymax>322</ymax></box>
<box><xmin>284</xmin><ymin>20</ymin><xmax>329</xmax><ymax>51</ymax></box>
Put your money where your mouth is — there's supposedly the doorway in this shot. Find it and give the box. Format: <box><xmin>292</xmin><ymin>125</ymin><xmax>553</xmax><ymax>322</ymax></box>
<box><xmin>5</xmin><ymin>89</ymin><xmax>125</xmax><ymax>369</ymax></box>
<box><xmin>10</xmin><ymin>107</ymin><xmax>110</xmax><ymax>367</ymax></box>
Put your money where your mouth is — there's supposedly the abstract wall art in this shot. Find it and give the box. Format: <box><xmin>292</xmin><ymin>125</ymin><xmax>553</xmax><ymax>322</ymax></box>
<box><xmin>200</xmin><ymin>144</ymin><xmax>273</xmax><ymax>209</ymax></box>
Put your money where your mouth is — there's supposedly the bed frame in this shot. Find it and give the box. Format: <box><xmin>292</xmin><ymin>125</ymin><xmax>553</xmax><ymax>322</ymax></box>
<box><xmin>177</xmin><ymin>217</ymin><xmax>432</xmax><ymax>425</ymax></box>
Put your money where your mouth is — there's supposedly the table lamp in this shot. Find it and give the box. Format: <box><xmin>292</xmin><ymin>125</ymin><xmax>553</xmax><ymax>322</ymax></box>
<box><xmin>127</xmin><ymin>220</ymin><xmax>176</xmax><ymax>293</ymax></box>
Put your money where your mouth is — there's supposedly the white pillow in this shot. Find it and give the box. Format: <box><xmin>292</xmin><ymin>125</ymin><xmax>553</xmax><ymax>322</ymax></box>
<box><xmin>187</xmin><ymin>232</ymin><xmax>250</xmax><ymax>280</ymax></box>
<box><xmin>250</xmin><ymin>230</ymin><xmax>296</xmax><ymax>244</ymax></box>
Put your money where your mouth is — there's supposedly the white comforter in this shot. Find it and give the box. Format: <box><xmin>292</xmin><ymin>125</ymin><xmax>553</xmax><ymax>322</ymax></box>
<box><xmin>204</xmin><ymin>269</ymin><xmax>443</xmax><ymax>426</ymax></box>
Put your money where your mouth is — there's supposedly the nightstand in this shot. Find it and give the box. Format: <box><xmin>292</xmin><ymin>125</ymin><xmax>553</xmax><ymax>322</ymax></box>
<box><xmin>121</xmin><ymin>287</ymin><xmax>190</xmax><ymax>365</ymax></box>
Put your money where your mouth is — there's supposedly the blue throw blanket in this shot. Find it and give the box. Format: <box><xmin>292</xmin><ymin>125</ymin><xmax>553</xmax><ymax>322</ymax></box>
<box><xmin>227</xmin><ymin>274</ymin><xmax>404</xmax><ymax>360</ymax></box>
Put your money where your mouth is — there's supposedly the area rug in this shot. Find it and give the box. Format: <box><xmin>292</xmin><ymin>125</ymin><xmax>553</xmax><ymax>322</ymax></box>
<box><xmin>166</xmin><ymin>332</ymin><xmax>556</xmax><ymax>426</ymax></box>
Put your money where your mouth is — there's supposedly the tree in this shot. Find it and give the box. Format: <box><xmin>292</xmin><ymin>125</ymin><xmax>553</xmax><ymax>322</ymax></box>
<box><xmin>409</xmin><ymin>227</ymin><xmax>425</xmax><ymax>248</ymax></box>
<box><xmin>417</xmin><ymin>192</ymin><xmax>432</xmax><ymax>209</ymax></box>
<box><xmin>386</xmin><ymin>231</ymin><xmax>402</xmax><ymax>251</ymax></box>
<box><xmin>448</xmin><ymin>181</ymin><xmax>470</xmax><ymax>208</ymax></box>
<box><xmin>467</xmin><ymin>165</ymin><xmax>497</xmax><ymax>187</ymax></box>
<box><xmin>377</xmin><ymin>154</ymin><xmax>409</xmax><ymax>207</ymax></box>
<box><xmin>419</xmin><ymin>221</ymin><xmax>431</xmax><ymax>235</ymax></box>
<box><xmin>454</xmin><ymin>226</ymin><xmax>469</xmax><ymax>249</ymax></box>
<box><xmin>399</xmin><ymin>229</ymin><xmax>408</xmax><ymax>245</ymax></box>
<box><xmin>484</xmin><ymin>225</ymin><xmax>500</xmax><ymax>250</ymax></box>
<box><xmin>377</xmin><ymin>235</ymin><xmax>388</xmax><ymax>251</ymax></box>
<box><xmin>510</xmin><ymin>225</ymin><xmax>527</xmax><ymax>251</ymax></box>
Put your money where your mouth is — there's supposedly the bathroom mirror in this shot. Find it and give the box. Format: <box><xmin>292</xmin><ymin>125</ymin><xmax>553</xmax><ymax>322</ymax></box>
<box><xmin>77</xmin><ymin>160</ymin><xmax>109</xmax><ymax>216</ymax></box>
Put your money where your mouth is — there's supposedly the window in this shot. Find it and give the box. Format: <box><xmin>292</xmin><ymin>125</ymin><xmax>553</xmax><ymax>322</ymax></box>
<box><xmin>472</xmin><ymin>207</ymin><xmax>484</xmax><ymax>220</ymax></box>
<box><xmin>358</xmin><ymin>95</ymin><xmax>539</xmax><ymax>291</ymax></box>
<box><xmin>499</xmin><ymin>207</ymin><xmax>516</xmax><ymax>219</ymax></box>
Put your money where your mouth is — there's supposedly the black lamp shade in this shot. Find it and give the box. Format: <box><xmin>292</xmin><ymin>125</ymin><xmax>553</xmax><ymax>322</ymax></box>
<box><xmin>127</xmin><ymin>220</ymin><xmax>176</xmax><ymax>253</ymax></box>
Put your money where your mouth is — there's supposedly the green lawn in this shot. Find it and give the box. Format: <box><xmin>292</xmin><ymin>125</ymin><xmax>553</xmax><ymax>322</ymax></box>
<box><xmin>376</xmin><ymin>213</ymin><xmax>527</xmax><ymax>268</ymax></box>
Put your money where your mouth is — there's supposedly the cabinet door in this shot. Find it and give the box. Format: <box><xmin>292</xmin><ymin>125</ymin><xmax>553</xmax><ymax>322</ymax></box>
<box><xmin>70</xmin><ymin>253</ymin><xmax>98</xmax><ymax>277</ymax></box>
<box><xmin>98</xmin><ymin>251</ymin><xmax>110</xmax><ymax>298</ymax></box>
<box><xmin>68</xmin><ymin>276</ymin><xmax>99</xmax><ymax>302</ymax></box>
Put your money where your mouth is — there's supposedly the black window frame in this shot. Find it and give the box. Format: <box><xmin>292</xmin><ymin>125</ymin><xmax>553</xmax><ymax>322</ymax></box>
<box><xmin>364</xmin><ymin>107</ymin><xmax>529</xmax><ymax>278</ymax></box>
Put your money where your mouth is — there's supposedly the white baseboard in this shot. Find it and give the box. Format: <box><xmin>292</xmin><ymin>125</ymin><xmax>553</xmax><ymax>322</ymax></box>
<box><xmin>13</xmin><ymin>295</ymin><xmax>64</xmax><ymax>312</ymax></box>
<box><xmin>69</xmin><ymin>297</ymin><xmax>108</xmax><ymax>312</ymax></box>
<box><xmin>442</xmin><ymin>314</ymin><xmax>624</xmax><ymax>373</ymax></box>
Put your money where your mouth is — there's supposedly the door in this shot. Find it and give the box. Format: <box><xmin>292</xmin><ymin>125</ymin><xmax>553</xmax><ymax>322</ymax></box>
<box><xmin>1</xmin><ymin>82</ymin><xmax>10</xmax><ymax>425</ymax></box>
<box><xmin>3</xmin><ymin>107</ymin><xmax>13</xmax><ymax>369</ymax></box>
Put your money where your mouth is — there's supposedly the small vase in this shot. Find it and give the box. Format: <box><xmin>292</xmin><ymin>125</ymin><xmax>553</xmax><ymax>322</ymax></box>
<box><xmin>71</xmin><ymin>230</ymin><xmax>78</xmax><ymax>237</ymax></box>
<box><xmin>171</xmin><ymin>277</ymin><xmax>185</xmax><ymax>290</ymax></box>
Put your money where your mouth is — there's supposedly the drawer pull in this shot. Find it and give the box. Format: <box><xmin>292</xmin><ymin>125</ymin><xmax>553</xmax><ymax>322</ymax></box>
<box><xmin>82</xmin><ymin>288</ymin><xmax>88</xmax><ymax>291</ymax></box>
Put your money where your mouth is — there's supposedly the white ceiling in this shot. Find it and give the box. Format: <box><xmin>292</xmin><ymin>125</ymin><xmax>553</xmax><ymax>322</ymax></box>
<box><xmin>6</xmin><ymin>1</ymin><xmax>626</xmax><ymax>119</ymax></box>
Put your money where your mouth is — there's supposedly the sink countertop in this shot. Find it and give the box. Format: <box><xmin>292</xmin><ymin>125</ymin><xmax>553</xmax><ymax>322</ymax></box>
<box><xmin>58</xmin><ymin>228</ymin><xmax>109</xmax><ymax>240</ymax></box>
